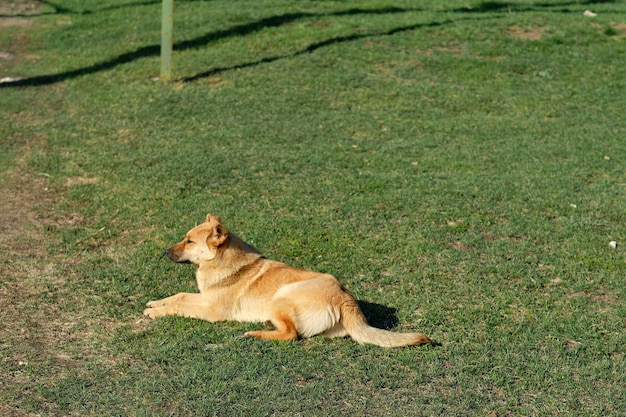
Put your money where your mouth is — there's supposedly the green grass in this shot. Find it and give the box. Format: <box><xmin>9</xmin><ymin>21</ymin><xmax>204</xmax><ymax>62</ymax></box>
<box><xmin>1</xmin><ymin>0</ymin><xmax>625</xmax><ymax>415</ymax></box>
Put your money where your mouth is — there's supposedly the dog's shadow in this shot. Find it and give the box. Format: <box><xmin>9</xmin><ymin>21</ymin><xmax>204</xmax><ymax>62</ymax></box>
<box><xmin>359</xmin><ymin>300</ymin><xmax>440</xmax><ymax>346</ymax></box>
<box><xmin>357</xmin><ymin>300</ymin><xmax>399</xmax><ymax>330</ymax></box>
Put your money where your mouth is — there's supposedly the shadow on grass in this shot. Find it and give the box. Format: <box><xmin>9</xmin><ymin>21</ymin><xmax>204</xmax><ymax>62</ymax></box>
<box><xmin>358</xmin><ymin>300</ymin><xmax>440</xmax><ymax>345</ymax></box>
<box><xmin>182</xmin><ymin>17</ymin><xmax>455</xmax><ymax>83</ymax></box>
<box><xmin>0</xmin><ymin>6</ymin><xmax>455</xmax><ymax>88</ymax></box>
<box><xmin>455</xmin><ymin>0</ymin><xmax>616</xmax><ymax>13</ymax></box>
<box><xmin>6</xmin><ymin>0</ymin><xmax>616</xmax><ymax>18</ymax></box>
<box><xmin>357</xmin><ymin>300</ymin><xmax>399</xmax><ymax>330</ymax></box>
<box><xmin>2</xmin><ymin>0</ymin><xmax>618</xmax><ymax>88</ymax></box>
<box><xmin>0</xmin><ymin>7</ymin><xmax>419</xmax><ymax>87</ymax></box>
<box><xmin>0</xmin><ymin>0</ymin><xmax>209</xmax><ymax>18</ymax></box>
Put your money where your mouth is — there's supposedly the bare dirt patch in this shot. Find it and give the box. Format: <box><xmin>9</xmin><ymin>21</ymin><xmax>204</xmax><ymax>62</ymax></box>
<box><xmin>0</xmin><ymin>2</ymin><xmax>40</xmax><ymax>75</ymax></box>
<box><xmin>509</xmin><ymin>25</ymin><xmax>549</xmax><ymax>40</ymax></box>
<box><xmin>0</xmin><ymin>1</ymin><xmax>40</xmax><ymax>16</ymax></box>
<box><xmin>0</xmin><ymin>1</ymin><xmax>38</xmax><ymax>27</ymax></box>
<box><xmin>420</xmin><ymin>44</ymin><xmax>463</xmax><ymax>56</ymax></box>
<box><xmin>1</xmin><ymin>165</ymin><xmax>129</xmax><ymax>415</ymax></box>
<box><xmin>0</xmin><ymin>170</ymin><xmax>68</xmax><ymax>415</ymax></box>
<box><xmin>611</xmin><ymin>22</ymin><xmax>626</xmax><ymax>37</ymax></box>
<box><xmin>592</xmin><ymin>21</ymin><xmax>626</xmax><ymax>38</ymax></box>
<box><xmin>0</xmin><ymin>16</ymin><xmax>33</xmax><ymax>27</ymax></box>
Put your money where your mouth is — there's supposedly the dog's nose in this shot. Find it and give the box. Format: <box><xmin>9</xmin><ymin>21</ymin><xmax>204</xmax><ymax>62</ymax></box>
<box><xmin>163</xmin><ymin>248</ymin><xmax>170</xmax><ymax>257</ymax></box>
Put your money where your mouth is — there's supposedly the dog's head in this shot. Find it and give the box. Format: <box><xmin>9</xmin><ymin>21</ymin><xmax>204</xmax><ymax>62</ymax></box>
<box><xmin>165</xmin><ymin>214</ymin><xmax>229</xmax><ymax>265</ymax></box>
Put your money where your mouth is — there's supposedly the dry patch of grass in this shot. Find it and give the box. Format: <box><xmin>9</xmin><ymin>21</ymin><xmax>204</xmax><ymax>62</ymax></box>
<box><xmin>0</xmin><ymin>168</ymin><xmax>127</xmax><ymax>415</ymax></box>
<box><xmin>0</xmin><ymin>15</ymin><xmax>33</xmax><ymax>28</ymax></box>
<box><xmin>508</xmin><ymin>25</ymin><xmax>549</xmax><ymax>40</ymax></box>
<box><xmin>592</xmin><ymin>21</ymin><xmax>626</xmax><ymax>38</ymax></box>
<box><xmin>0</xmin><ymin>2</ymin><xmax>38</xmax><ymax>27</ymax></box>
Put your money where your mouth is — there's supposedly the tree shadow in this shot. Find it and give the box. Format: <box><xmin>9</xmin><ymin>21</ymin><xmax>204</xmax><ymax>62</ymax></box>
<box><xmin>4</xmin><ymin>0</ymin><xmax>616</xmax><ymax>88</ymax></box>
<box><xmin>1</xmin><ymin>6</ymin><xmax>430</xmax><ymax>88</ymax></box>
<box><xmin>182</xmin><ymin>17</ymin><xmax>454</xmax><ymax>83</ymax></box>
<box><xmin>454</xmin><ymin>0</ymin><xmax>616</xmax><ymax>13</ymax></box>
<box><xmin>6</xmin><ymin>0</ymin><xmax>617</xmax><ymax>18</ymax></box>
<box><xmin>1</xmin><ymin>0</ymin><xmax>208</xmax><ymax>18</ymax></box>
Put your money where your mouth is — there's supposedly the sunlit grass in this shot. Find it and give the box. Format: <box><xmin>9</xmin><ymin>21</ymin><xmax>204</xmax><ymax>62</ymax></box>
<box><xmin>1</xmin><ymin>0</ymin><xmax>625</xmax><ymax>415</ymax></box>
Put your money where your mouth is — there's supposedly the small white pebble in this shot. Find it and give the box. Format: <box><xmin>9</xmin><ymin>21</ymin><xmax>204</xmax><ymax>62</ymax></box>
<box><xmin>0</xmin><ymin>76</ymin><xmax>24</xmax><ymax>83</ymax></box>
<box><xmin>609</xmin><ymin>241</ymin><xmax>617</xmax><ymax>249</ymax></box>
<box><xmin>583</xmin><ymin>10</ymin><xmax>597</xmax><ymax>17</ymax></box>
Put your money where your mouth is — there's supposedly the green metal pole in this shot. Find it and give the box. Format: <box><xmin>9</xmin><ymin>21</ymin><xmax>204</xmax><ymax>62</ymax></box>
<box><xmin>160</xmin><ymin>0</ymin><xmax>174</xmax><ymax>82</ymax></box>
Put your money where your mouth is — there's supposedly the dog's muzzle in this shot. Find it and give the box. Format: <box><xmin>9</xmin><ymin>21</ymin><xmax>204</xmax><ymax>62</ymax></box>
<box><xmin>164</xmin><ymin>248</ymin><xmax>190</xmax><ymax>264</ymax></box>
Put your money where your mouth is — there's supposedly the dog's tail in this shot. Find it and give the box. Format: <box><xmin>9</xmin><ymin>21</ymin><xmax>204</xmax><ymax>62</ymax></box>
<box><xmin>339</xmin><ymin>294</ymin><xmax>432</xmax><ymax>348</ymax></box>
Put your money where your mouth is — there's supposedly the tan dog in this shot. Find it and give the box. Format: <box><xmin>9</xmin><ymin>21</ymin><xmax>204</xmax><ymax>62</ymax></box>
<box><xmin>144</xmin><ymin>215</ymin><xmax>432</xmax><ymax>348</ymax></box>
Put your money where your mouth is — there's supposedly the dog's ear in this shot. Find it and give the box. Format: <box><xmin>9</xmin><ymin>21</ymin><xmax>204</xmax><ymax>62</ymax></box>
<box><xmin>206</xmin><ymin>214</ymin><xmax>222</xmax><ymax>224</ymax></box>
<box><xmin>207</xmin><ymin>223</ymin><xmax>228</xmax><ymax>248</ymax></box>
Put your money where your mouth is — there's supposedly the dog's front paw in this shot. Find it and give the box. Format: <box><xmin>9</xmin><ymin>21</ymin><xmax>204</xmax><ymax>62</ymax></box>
<box><xmin>143</xmin><ymin>307</ymin><xmax>164</xmax><ymax>319</ymax></box>
<box><xmin>146</xmin><ymin>299</ymin><xmax>165</xmax><ymax>308</ymax></box>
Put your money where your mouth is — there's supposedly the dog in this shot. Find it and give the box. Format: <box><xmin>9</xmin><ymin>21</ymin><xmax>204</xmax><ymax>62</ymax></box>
<box><xmin>144</xmin><ymin>214</ymin><xmax>432</xmax><ymax>348</ymax></box>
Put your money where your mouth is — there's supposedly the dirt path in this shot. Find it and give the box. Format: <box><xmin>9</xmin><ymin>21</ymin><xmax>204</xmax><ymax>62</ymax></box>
<box><xmin>0</xmin><ymin>4</ymin><xmax>90</xmax><ymax>414</ymax></box>
<box><xmin>0</xmin><ymin>171</ymin><xmax>72</xmax><ymax>416</ymax></box>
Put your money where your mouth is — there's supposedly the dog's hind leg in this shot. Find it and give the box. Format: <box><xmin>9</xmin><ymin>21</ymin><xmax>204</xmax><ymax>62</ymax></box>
<box><xmin>244</xmin><ymin>300</ymin><xmax>298</xmax><ymax>341</ymax></box>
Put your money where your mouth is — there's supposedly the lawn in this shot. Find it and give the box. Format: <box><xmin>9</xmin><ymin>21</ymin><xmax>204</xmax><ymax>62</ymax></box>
<box><xmin>1</xmin><ymin>0</ymin><xmax>625</xmax><ymax>415</ymax></box>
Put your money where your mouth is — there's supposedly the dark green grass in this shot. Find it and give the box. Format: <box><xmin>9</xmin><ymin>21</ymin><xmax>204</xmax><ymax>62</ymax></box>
<box><xmin>1</xmin><ymin>0</ymin><xmax>625</xmax><ymax>415</ymax></box>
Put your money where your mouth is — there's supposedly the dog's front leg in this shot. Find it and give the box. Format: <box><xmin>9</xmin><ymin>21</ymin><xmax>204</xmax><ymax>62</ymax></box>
<box><xmin>146</xmin><ymin>292</ymin><xmax>190</xmax><ymax>308</ymax></box>
<box><xmin>144</xmin><ymin>292</ymin><xmax>224</xmax><ymax>322</ymax></box>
